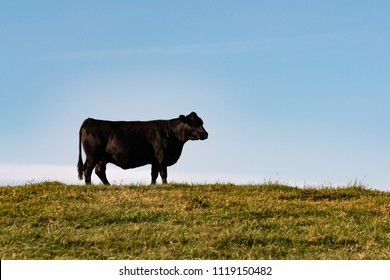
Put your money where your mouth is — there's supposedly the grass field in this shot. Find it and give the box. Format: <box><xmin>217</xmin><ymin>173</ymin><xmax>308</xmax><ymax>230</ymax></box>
<box><xmin>0</xmin><ymin>181</ymin><xmax>389</xmax><ymax>260</ymax></box>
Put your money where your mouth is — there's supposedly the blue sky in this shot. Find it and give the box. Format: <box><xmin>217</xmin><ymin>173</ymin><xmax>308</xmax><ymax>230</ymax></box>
<box><xmin>1</xmin><ymin>1</ymin><xmax>389</xmax><ymax>190</ymax></box>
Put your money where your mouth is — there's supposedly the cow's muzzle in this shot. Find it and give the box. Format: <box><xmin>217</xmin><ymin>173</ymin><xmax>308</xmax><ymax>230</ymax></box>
<box><xmin>199</xmin><ymin>131</ymin><xmax>208</xmax><ymax>140</ymax></box>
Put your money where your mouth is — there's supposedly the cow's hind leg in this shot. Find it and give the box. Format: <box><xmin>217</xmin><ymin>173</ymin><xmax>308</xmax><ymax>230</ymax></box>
<box><xmin>151</xmin><ymin>163</ymin><xmax>158</xmax><ymax>185</ymax></box>
<box><xmin>83</xmin><ymin>159</ymin><xmax>95</xmax><ymax>185</ymax></box>
<box><xmin>95</xmin><ymin>161</ymin><xmax>110</xmax><ymax>185</ymax></box>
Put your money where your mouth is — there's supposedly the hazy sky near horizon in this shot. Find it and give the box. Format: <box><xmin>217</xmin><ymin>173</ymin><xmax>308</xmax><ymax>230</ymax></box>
<box><xmin>1</xmin><ymin>1</ymin><xmax>390</xmax><ymax>190</ymax></box>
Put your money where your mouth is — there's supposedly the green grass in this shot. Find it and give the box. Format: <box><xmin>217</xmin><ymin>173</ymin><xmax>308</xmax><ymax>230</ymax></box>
<box><xmin>1</xmin><ymin>181</ymin><xmax>389</xmax><ymax>259</ymax></box>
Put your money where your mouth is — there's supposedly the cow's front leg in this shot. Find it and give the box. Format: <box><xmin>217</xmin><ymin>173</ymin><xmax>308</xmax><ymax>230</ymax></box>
<box><xmin>151</xmin><ymin>163</ymin><xmax>159</xmax><ymax>185</ymax></box>
<box><xmin>160</xmin><ymin>165</ymin><xmax>168</xmax><ymax>184</ymax></box>
<box><xmin>153</xmin><ymin>147</ymin><xmax>168</xmax><ymax>184</ymax></box>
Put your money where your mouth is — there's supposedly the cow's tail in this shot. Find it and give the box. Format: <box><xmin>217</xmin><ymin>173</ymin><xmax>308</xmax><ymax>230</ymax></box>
<box><xmin>77</xmin><ymin>122</ymin><xmax>85</xmax><ymax>180</ymax></box>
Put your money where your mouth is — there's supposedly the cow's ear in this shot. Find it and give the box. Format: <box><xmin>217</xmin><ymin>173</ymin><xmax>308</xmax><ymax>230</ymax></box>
<box><xmin>179</xmin><ymin>115</ymin><xmax>186</xmax><ymax>122</ymax></box>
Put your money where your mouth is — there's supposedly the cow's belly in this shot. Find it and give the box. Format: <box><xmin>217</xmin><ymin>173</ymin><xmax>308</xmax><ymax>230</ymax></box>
<box><xmin>117</xmin><ymin>160</ymin><xmax>149</xmax><ymax>169</ymax></box>
<box><xmin>106</xmin><ymin>144</ymin><xmax>154</xmax><ymax>169</ymax></box>
<box><xmin>109</xmin><ymin>153</ymin><xmax>152</xmax><ymax>169</ymax></box>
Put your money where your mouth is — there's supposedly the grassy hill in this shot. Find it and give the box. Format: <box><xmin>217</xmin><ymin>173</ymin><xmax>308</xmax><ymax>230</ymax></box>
<box><xmin>1</xmin><ymin>181</ymin><xmax>389</xmax><ymax>259</ymax></box>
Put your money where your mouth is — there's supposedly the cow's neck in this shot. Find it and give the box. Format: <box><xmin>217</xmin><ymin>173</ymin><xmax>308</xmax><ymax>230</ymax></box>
<box><xmin>173</xmin><ymin>120</ymin><xmax>190</xmax><ymax>143</ymax></box>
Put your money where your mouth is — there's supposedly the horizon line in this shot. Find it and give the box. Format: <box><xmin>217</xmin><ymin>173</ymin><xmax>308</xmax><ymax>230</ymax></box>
<box><xmin>0</xmin><ymin>163</ymin><xmax>385</xmax><ymax>191</ymax></box>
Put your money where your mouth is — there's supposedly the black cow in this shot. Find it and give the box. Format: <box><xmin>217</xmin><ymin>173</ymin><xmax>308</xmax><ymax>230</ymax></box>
<box><xmin>77</xmin><ymin>112</ymin><xmax>208</xmax><ymax>185</ymax></box>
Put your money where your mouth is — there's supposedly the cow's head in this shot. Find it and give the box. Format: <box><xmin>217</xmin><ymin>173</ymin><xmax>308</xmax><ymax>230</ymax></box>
<box><xmin>179</xmin><ymin>112</ymin><xmax>208</xmax><ymax>141</ymax></box>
